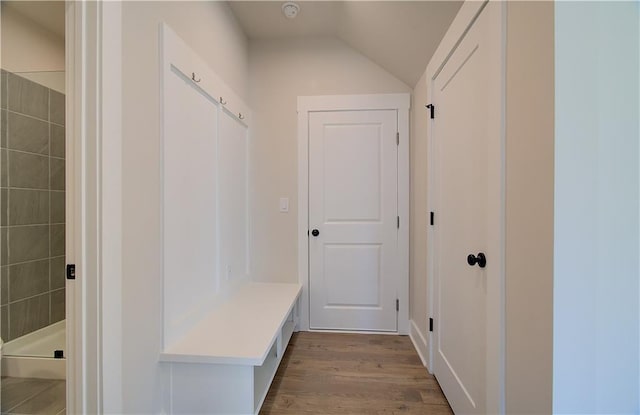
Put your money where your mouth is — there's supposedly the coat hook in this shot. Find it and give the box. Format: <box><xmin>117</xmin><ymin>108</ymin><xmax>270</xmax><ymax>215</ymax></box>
<box><xmin>238</xmin><ymin>113</ymin><xmax>245</xmax><ymax>120</ymax></box>
<box><xmin>191</xmin><ymin>72</ymin><xmax>201</xmax><ymax>83</ymax></box>
<box><xmin>220</xmin><ymin>97</ymin><xmax>227</xmax><ymax>105</ymax></box>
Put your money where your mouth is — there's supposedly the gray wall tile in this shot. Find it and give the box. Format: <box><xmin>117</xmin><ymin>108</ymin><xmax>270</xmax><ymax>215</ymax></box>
<box><xmin>1</xmin><ymin>305</ymin><xmax>7</xmax><ymax>341</ymax></box>
<box><xmin>9</xmin><ymin>151</ymin><xmax>49</xmax><ymax>189</ymax></box>
<box><xmin>1</xmin><ymin>70</ymin><xmax>6</xmax><ymax>110</ymax></box>
<box><xmin>9</xmin><ymin>292</ymin><xmax>49</xmax><ymax>340</ymax></box>
<box><xmin>50</xmin><ymin>91</ymin><xmax>65</xmax><ymax>126</ymax></box>
<box><xmin>1</xmin><ymin>149</ymin><xmax>7</xmax><ymax>187</ymax></box>
<box><xmin>8</xmin><ymin>74</ymin><xmax>49</xmax><ymax>121</ymax></box>
<box><xmin>50</xmin><ymin>224</ymin><xmax>65</xmax><ymax>257</ymax></box>
<box><xmin>1</xmin><ymin>188</ymin><xmax>6</xmax><ymax>226</ymax></box>
<box><xmin>50</xmin><ymin>124</ymin><xmax>65</xmax><ymax>158</ymax></box>
<box><xmin>50</xmin><ymin>288</ymin><xmax>65</xmax><ymax>323</ymax></box>
<box><xmin>1</xmin><ymin>72</ymin><xmax>66</xmax><ymax>340</ymax></box>
<box><xmin>50</xmin><ymin>158</ymin><xmax>65</xmax><ymax>190</ymax></box>
<box><xmin>1</xmin><ymin>265</ymin><xmax>7</xmax><ymax>305</ymax></box>
<box><xmin>8</xmin><ymin>225</ymin><xmax>49</xmax><ymax>264</ymax></box>
<box><xmin>50</xmin><ymin>191</ymin><xmax>65</xmax><ymax>224</ymax></box>
<box><xmin>1</xmin><ymin>109</ymin><xmax>7</xmax><ymax>148</ymax></box>
<box><xmin>8</xmin><ymin>112</ymin><xmax>49</xmax><ymax>154</ymax></box>
<box><xmin>9</xmin><ymin>189</ymin><xmax>49</xmax><ymax>225</ymax></box>
<box><xmin>1</xmin><ymin>227</ymin><xmax>7</xmax><ymax>264</ymax></box>
<box><xmin>50</xmin><ymin>256</ymin><xmax>65</xmax><ymax>290</ymax></box>
<box><xmin>9</xmin><ymin>259</ymin><xmax>49</xmax><ymax>302</ymax></box>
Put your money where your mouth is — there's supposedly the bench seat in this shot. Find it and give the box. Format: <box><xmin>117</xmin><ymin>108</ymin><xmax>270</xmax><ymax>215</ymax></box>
<box><xmin>160</xmin><ymin>282</ymin><xmax>302</xmax><ymax>415</ymax></box>
<box><xmin>160</xmin><ymin>282</ymin><xmax>301</xmax><ymax>366</ymax></box>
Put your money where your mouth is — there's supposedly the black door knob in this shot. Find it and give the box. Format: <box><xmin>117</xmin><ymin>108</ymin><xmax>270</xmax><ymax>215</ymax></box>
<box><xmin>311</xmin><ymin>229</ymin><xmax>320</xmax><ymax>237</ymax></box>
<box><xmin>467</xmin><ymin>252</ymin><xmax>487</xmax><ymax>268</ymax></box>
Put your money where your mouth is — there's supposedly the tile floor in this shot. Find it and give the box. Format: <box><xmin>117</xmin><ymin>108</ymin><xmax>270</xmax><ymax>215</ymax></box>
<box><xmin>1</xmin><ymin>377</ymin><xmax>65</xmax><ymax>414</ymax></box>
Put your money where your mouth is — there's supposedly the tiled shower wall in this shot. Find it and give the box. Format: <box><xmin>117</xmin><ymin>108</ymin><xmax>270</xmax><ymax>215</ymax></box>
<box><xmin>0</xmin><ymin>70</ymin><xmax>65</xmax><ymax>342</ymax></box>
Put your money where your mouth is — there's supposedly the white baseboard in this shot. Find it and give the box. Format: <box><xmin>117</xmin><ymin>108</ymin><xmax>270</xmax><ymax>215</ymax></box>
<box><xmin>409</xmin><ymin>319</ymin><xmax>429</xmax><ymax>370</ymax></box>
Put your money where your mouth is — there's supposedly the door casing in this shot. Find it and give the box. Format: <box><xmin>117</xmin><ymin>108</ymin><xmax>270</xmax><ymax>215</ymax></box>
<box><xmin>297</xmin><ymin>94</ymin><xmax>410</xmax><ymax>334</ymax></box>
<box><xmin>66</xmin><ymin>1</ymin><xmax>124</xmax><ymax>412</ymax></box>
<box><xmin>426</xmin><ymin>1</ymin><xmax>506</xmax><ymax>413</ymax></box>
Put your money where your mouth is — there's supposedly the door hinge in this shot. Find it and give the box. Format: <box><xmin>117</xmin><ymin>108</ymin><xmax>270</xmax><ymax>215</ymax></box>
<box><xmin>429</xmin><ymin>318</ymin><xmax>434</xmax><ymax>332</ymax></box>
<box><xmin>426</xmin><ymin>104</ymin><xmax>435</xmax><ymax>119</ymax></box>
<box><xmin>397</xmin><ymin>216</ymin><xmax>400</xmax><ymax>229</ymax></box>
<box><xmin>430</xmin><ymin>211</ymin><xmax>434</xmax><ymax>226</ymax></box>
<box><xmin>396</xmin><ymin>299</ymin><xmax>399</xmax><ymax>312</ymax></box>
<box><xmin>396</xmin><ymin>132</ymin><xmax>399</xmax><ymax>145</ymax></box>
<box><xmin>66</xmin><ymin>264</ymin><xmax>76</xmax><ymax>280</ymax></box>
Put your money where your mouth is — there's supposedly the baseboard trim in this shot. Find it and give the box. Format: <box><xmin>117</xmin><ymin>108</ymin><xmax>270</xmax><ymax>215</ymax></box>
<box><xmin>409</xmin><ymin>319</ymin><xmax>429</xmax><ymax>370</ymax></box>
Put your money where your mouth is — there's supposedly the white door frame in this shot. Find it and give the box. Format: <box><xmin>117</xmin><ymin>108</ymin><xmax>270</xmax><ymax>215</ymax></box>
<box><xmin>297</xmin><ymin>94</ymin><xmax>410</xmax><ymax>335</ymax></box>
<box><xmin>66</xmin><ymin>1</ymin><xmax>122</xmax><ymax>413</ymax></box>
<box><xmin>426</xmin><ymin>1</ymin><xmax>506</xmax><ymax>413</ymax></box>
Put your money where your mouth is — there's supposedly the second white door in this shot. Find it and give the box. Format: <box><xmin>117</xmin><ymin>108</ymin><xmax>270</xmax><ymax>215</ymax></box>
<box><xmin>431</xmin><ymin>3</ymin><xmax>502</xmax><ymax>414</ymax></box>
<box><xmin>309</xmin><ymin>110</ymin><xmax>398</xmax><ymax>332</ymax></box>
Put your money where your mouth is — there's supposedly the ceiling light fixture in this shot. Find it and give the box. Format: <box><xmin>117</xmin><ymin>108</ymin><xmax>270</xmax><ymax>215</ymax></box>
<box><xmin>281</xmin><ymin>2</ymin><xmax>300</xmax><ymax>19</ymax></box>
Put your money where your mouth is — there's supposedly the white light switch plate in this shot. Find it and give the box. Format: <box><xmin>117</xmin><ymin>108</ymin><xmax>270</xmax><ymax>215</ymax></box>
<box><xmin>279</xmin><ymin>197</ymin><xmax>289</xmax><ymax>213</ymax></box>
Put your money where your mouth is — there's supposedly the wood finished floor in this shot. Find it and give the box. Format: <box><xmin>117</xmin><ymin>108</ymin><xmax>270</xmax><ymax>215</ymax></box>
<box><xmin>260</xmin><ymin>332</ymin><xmax>452</xmax><ymax>415</ymax></box>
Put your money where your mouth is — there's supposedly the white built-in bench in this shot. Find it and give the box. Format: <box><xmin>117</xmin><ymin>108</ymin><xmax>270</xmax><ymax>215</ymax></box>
<box><xmin>160</xmin><ymin>282</ymin><xmax>302</xmax><ymax>415</ymax></box>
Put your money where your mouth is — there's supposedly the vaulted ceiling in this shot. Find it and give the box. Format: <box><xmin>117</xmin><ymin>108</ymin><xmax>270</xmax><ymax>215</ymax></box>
<box><xmin>3</xmin><ymin>1</ymin><xmax>462</xmax><ymax>88</ymax></box>
<box><xmin>3</xmin><ymin>1</ymin><xmax>65</xmax><ymax>39</ymax></box>
<box><xmin>229</xmin><ymin>1</ymin><xmax>463</xmax><ymax>87</ymax></box>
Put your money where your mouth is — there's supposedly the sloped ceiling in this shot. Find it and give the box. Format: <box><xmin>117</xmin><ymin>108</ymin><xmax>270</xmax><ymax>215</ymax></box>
<box><xmin>229</xmin><ymin>1</ymin><xmax>463</xmax><ymax>87</ymax></box>
<box><xmin>3</xmin><ymin>1</ymin><xmax>65</xmax><ymax>39</ymax></box>
<box><xmin>1</xmin><ymin>1</ymin><xmax>462</xmax><ymax>87</ymax></box>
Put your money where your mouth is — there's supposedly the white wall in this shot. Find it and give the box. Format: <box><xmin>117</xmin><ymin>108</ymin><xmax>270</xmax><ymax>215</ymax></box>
<box><xmin>248</xmin><ymin>36</ymin><xmax>410</xmax><ymax>283</ymax></box>
<box><xmin>0</xmin><ymin>3</ymin><xmax>64</xmax><ymax>73</ymax></box>
<box><xmin>504</xmin><ymin>2</ymin><xmax>555</xmax><ymax>413</ymax></box>
<box><xmin>120</xmin><ymin>2</ymin><xmax>248</xmax><ymax>412</ymax></box>
<box><xmin>554</xmin><ymin>2</ymin><xmax>640</xmax><ymax>413</ymax></box>
<box><xmin>0</xmin><ymin>3</ymin><xmax>65</xmax><ymax>92</ymax></box>
<box><xmin>409</xmin><ymin>69</ymin><xmax>429</xmax><ymax>353</ymax></box>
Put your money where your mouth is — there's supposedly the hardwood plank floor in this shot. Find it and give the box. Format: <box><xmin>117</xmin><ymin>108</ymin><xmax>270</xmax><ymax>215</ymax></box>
<box><xmin>260</xmin><ymin>332</ymin><xmax>453</xmax><ymax>415</ymax></box>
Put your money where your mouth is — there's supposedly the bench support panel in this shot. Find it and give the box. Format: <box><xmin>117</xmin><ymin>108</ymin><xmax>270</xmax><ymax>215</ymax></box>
<box><xmin>168</xmin><ymin>363</ymin><xmax>254</xmax><ymax>415</ymax></box>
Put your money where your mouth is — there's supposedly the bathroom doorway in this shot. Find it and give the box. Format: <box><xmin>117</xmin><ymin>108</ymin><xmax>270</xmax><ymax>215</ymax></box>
<box><xmin>0</xmin><ymin>1</ymin><xmax>67</xmax><ymax>413</ymax></box>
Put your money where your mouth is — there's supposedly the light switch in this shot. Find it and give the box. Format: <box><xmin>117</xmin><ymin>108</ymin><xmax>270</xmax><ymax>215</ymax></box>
<box><xmin>279</xmin><ymin>197</ymin><xmax>289</xmax><ymax>213</ymax></box>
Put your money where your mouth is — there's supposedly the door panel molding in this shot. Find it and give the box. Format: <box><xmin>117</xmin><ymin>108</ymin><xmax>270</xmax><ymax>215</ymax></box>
<box><xmin>297</xmin><ymin>94</ymin><xmax>410</xmax><ymax>334</ymax></box>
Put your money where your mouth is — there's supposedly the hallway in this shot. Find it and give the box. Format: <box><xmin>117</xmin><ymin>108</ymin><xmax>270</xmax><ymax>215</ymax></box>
<box><xmin>261</xmin><ymin>332</ymin><xmax>452</xmax><ymax>414</ymax></box>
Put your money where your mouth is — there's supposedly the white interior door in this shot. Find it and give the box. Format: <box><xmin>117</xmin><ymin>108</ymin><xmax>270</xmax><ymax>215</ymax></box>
<box><xmin>432</xmin><ymin>3</ymin><xmax>501</xmax><ymax>414</ymax></box>
<box><xmin>308</xmin><ymin>110</ymin><xmax>398</xmax><ymax>332</ymax></box>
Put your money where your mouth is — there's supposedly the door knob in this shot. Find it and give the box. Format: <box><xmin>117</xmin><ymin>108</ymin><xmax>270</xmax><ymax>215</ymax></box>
<box><xmin>467</xmin><ymin>252</ymin><xmax>487</xmax><ymax>268</ymax></box>
<box><xmin>311</xmin><ymin>229</ymin><xmax>320</xmax><ymax>237</ymax></box>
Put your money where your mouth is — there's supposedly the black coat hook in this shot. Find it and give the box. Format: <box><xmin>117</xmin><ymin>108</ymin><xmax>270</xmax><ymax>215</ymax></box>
<box><xmin>191</xmin><ymin>72</ymin><xmax>201</xmax><ymax>83</ymax></box>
